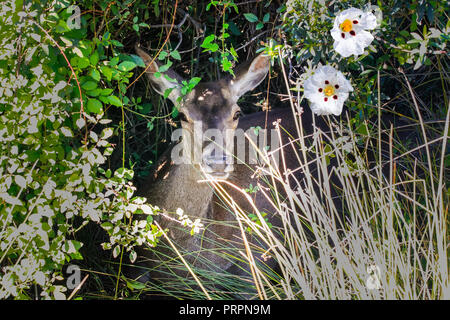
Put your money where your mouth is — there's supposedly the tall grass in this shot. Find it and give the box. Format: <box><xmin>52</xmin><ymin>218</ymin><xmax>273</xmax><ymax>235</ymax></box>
<box><xmin>226</xmin><ymin>116</ymin><xmax>448</xmax><ymax>299</ymax></box>
<box><xmin>130</xmin><ymin>78</ymin><xmax>448</xmax><ymax>301</ymax></box>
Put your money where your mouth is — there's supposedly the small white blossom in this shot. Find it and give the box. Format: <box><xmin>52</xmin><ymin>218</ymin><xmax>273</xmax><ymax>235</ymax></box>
<box><xmin>331</xmin><ymin>8</ymin><xmax>378</xmax><ymax>57</ymax></box>
<box><xmin>303</xmin><ymin>65</ymin><xmax>353</xmax><ymax>116</ymax></box>
<box><xmin>191</xmin><ymin>219</ymin><xmax>204</xmax><ymax>234</ymax></box>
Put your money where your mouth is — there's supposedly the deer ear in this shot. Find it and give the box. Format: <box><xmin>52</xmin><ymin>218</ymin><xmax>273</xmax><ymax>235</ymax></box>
<box><xmin>229</xmin><ymin>53</ymin><xmax>270</xmax><ymax>101</ymax></box>
<box><xmin>135</xmin><ymin>44</ymin><xmax>184</xmax><ymax>105</ymax></box>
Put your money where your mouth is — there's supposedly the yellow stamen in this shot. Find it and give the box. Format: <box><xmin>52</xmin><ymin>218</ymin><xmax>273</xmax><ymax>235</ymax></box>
<box><xmin>324</xmin><ymin>85</ymin><xmax>335</xmax><ymax>97</ymax></box>
<box><xmin>340</xmin><ymin>19</ymin><xmax>353</xmax><ymax>33</ymax></box>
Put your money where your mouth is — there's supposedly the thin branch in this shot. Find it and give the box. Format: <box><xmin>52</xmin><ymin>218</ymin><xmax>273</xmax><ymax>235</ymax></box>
<box><xmin>236</xmin><ymin>30</ymin><xmax>269</xmax><ymax>52</ymax></box>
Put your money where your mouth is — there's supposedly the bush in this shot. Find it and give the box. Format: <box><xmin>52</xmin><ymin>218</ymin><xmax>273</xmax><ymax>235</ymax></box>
<box><xmin>0</xmin><ymin>1</ymin><xmax>161</xmax><ymax>299</ymax></box>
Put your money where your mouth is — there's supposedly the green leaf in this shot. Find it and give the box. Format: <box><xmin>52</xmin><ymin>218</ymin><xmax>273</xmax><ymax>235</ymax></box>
<box><xmin>399</xmin><ymin>30</ymin><xmax>409</xmax><ymax>38</ymax></box>
<box><xmin>256</xmin><ymin>22</ymin><xmax>264</xmax><ymax>30</ymax></box>
<box><xmin>158</xmin><ymin>51</ymin><xmax>168</xmax><ymax>60</ymax></box>
<box><xmin>263</xmin><ymin>13</ymin><xmax>270</xmax><ymax>23</ymax></box>
<box><xmin>129</xmin><ymin>250</ymin><xmax>137</xmax><ymax>263</ymax></box>
<box><xmin>202</xmin><ymin>34</ymin><xmax>215</xmax><ymax>45</ymax></box>
<box><xmin>111</xmin><ymin>40</ymin><xmax>124</xmax><ymax>47</ymax></box>
<box><xmin>230</xmin><ymin>46</ymin><xmax>238</xmax><ymax>59</ymax></box>
<box><xmin>252</xmin><ymin>126</ymin><xmax>262</xmax><ymax>135</ymax></box>
<box><xmin>113</xmin><ymin>245</ymin><xmax>121</xmax><ymax>258</ymax></box>
<box><xmin>201</xmin><ymin>42</ymin><xmax>219</xmax><ymax>52</ymax></box>
<box><xmin>127</xmin><ymin>280</ymin><xmax>146</xmax><ymax>290</ymax></box>
<box><xmin>222</xmin><ymin>56</ymin><xmax>232</xmax><ymax>72</ymax></box>
<box><xmin>164</xmin><ymin>74</ymin><xmax>178</xmax><ymax>83</ymax></box>
<box><xmin>90</xmin><ymin>50</ymin><xmax>99</xmax><ymax>65</ymax></box>
<box><xmin>244</xmin><ymin>13</ymin><xmax>258</xmax><ymax>23</ymax></box>
<box><xmin>100</xmin><ymin>66</ymin><xmax>113</xmax><ymax>81</ymax></box>
<box><xmin>78</xmin><ymin>57</ymin><xmax>90</xmax><ymax>69</ymax></box>
<box><xmin>103</xmin><ymin>31</ymin><xmax>111</xmax><ymax>41</ymax></box>
<box><xmin>153</xmin><ymin>0</ymin><xmax>160</xmax><ymax>16</ymax></box>
<box><xmin>109</xmin><ymin>56</ymin><xmax>119</xmax><ymax>66</ymax></box>
<box><xmin>158</xmin><ymin>60</ymin><xmax>172</xmax><ymax>73</ymax></box>
<box><xmin>171</xmin><ymin>105</ymin><xmax>179</xmax><ymax>118</ymax></box>
<box><xmin>90</xmin><ymin>69</ymin><xmax>100</xmax><ymax>81</ymax></box>
<box><xmin>140</xmin><ymin>103</ymin><xmax>152</xmax><ymax>114</ymax></box>
<box><xmin>65</xmin><ymin>240</ymin><xmax>83</xmax><ymax>254</ymax></box>
<box><xmin>163</xmin><ymin>88</ymin><xmax>174</xmax><ymax>99</ymax></box>
<box><xmin>190</xmin><ymin>77</ymin><xmax>201</xmax><ymax>86</ymax></box>
<box><xmin>130</xmin><ymin>54</ymin><xmax>145</xmax><ymax>67</ymax></box>
<box><xmin>101</xmin><ymin>222</ymin><xmax>113</xmax><ymax>231</ymax></box>
<box><xmin>118</xmin><ymin>61</ymin><xmax>137</xmax><ymax>72</ymax></box>
<box><xmin>170</xmin><ymin>50</ymin><xmax>181</xmax><ymax>60</ymax></box>
<box><xmin>86</xmin><ymin>88</ymin><xmax>102</xmax><ymax>97</ymax></box>
<box><xmin>107</xmin><ymin>95</ymin><xmax>123</xmax><ymax>107</ymax></box>
<box><xmin>87</xmin><ymin>99</ymin><xmax>103</xmax><ymax>114</ymax></box>
<box><xmin>55</xmin><ymin>20</ymin><xmax>70</xmax><ymax>33</ymax></box>
<box><xmin>100</xmin><ymin>88</ymin><xmax>114</xmax><ymax>96</ymax></box>
<box><xmin>82</xmin><ymin>81</ymin><xmax>97</xmax><ymax>91</ymax></box>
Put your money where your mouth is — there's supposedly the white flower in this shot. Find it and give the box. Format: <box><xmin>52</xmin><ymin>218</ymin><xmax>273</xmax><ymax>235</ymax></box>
<box><xmin>331</xmin><ymin>8</ymin><xmax>378</xmax><ymax>57</ymax></box>
<box><xmin>303</xmin><ymin>65</ymin><xmax>353</xmax><ymax>116</ymax></box>
<box><xmin>176</xmin><ymin>208</ymin><xmax>184</xmax><ymax>217</ymax></box>
<box><xmin>191</xmin><ymin>219</ymin><xmax>204</xmax><ymax>234</ymax></box>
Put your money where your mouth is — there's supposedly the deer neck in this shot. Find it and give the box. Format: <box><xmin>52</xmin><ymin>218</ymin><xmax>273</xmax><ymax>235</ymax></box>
<box><xmin>149</xmin><ymin>163</ymin><xmax>214</xmax><ymax>220</ymax></box>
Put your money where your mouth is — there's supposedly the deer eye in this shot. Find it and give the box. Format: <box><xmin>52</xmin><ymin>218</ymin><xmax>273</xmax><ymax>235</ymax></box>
<box><xmin>233</xmin><ymin>111</ymin><xmax>242</xmax><ymax>121</ymax></box>
<box><xmin>178</xmin><ymin>112</ymin><xmax>188</xmax><ymax>122</ymax></box>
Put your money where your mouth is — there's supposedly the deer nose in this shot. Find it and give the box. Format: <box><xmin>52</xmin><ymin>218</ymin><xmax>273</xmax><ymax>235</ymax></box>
<box><xmin>204</xmin><ymin>154</ymin><xmax>228</xmax><ymax>165</ymax></box>
<box><xmin>202</xmin><ymin>148</ymin><xmax>234</xmax><ymax>177</ymax></box>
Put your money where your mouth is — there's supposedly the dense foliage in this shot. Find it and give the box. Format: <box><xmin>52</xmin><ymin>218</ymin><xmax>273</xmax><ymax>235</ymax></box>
<box><xmin>0</xmin><ymin>0</ymin><xmax>448</xmax><ymax>299</ymax></box>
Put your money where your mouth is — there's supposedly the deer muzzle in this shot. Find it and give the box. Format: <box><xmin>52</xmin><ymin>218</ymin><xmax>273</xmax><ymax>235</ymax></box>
<box><xmin>202</xmin><ymin>154</ymin><xmax>234</xmax><ymax>179</ymax></box>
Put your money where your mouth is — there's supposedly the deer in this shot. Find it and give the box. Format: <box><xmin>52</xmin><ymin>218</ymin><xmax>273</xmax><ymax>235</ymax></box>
<box><xmin>131</xmin><ymin>45</ymin><xmax>364</xmax><ymax>297</ymax></box>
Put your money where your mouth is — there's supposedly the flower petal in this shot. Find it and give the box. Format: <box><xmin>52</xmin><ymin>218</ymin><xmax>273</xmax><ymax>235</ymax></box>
<box><xmin>310</xmin><ymin>99</ymin><xmax>342</xmax><ymax>116</ymax></box>
<box><xmin>304</xmin><ymin>77</ymin><xmax>319</xmax><ymax>96</ymax></box>
<box><xmin>334</xmin><ymin>38</ymin><xmax>357</xmax><ymax>57</ymax></box>
<box><xmin>337</xmin><ymin>8</ymin><xmax>363</xmax><ymax>24</ymax></box>
<box><xmin>331</xmin><ymin>99</ymin><xmax>345</xmax><ymax>116</ymax></box>
<box><xmin>336</xmin><ymin>73</ymin><xmax>353</xmax><ymax>92</ymax></box>
<box><xmin>330</xmin><ymin>25</ymin><xmax>343</xmax><ymax>41</ymax></box>
<box><xmin>309</xmin><ymin>102</ymin><xmax>328</xmax><ymax>115</ymax></box>
<box><xmin>360</xmin><ymin>11</ymin><xmax>378</xmax><ymax>30</ymax></box>
<box><xmin>355</xmin><ymin>30</ymin><xmax>374</xmax><ymax>48</ymax></box>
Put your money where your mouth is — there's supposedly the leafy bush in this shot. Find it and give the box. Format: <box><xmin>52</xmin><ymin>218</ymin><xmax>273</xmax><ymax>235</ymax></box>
<box><xmin>0</xmin><ymin>1</ymin><xmax>161</xmax><ymax>299</ymax></box>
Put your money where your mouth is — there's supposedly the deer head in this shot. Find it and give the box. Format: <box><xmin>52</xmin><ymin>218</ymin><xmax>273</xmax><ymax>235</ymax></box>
<box><xmin>135</xmin><ymin>44</ymin><xmax>270</xmax><ymax>179</ymax></box>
